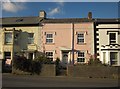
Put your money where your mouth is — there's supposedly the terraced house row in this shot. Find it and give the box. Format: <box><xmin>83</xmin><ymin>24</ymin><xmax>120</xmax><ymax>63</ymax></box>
<box><xmin>0</xmin><ymin>11</ymin><xmax>120</xmax><ymax>67</ymax></box>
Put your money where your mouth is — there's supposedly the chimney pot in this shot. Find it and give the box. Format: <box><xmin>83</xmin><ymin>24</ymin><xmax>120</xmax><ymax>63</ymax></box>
<box><xmin>39</xmin><ymin>10</ymin><xmax>46</xmax><ymax>18</ymax></box>
<box><xmin>88</xmin><ymin>12</ymin><xmax>92</xmax><ymax>20</ymax></box>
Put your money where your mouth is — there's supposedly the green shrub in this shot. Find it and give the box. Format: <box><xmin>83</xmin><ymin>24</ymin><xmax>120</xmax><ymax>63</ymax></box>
<box><xmin>13</xmin><ymin>55</ymin><xmax>42</xmax><ymax>74</ymax></box>
<box><xmin>29</xmin><ymin>61</ymin><xmax>41</xmax><ymax>74</ymax></box>
<box><xmin>34</xmin><ymin>52</ymin><xmax>52</xmax><ymax>64</ymax></box>
<box><xmin>55</xmin><ymin>57</ymin><xmax>60</xmax><ymax>75</ymax></box>
<box><xmin>88</xmin><ymin>55</ymin><xmax>103</xmax><ymax>66</ymax></box>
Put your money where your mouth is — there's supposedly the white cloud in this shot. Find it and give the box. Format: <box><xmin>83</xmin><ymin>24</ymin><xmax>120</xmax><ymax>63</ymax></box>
<box><xmin>54</xmin><ymin>0</ymin><xmax>64</xmax><ymax>6</ymax></box>
<box><xmin>2</xmin><ymin>0</ymin><xmax>29</xmax><ymax>2</ymax></box>
<box><xmin>2</xmin><ymin>0</ymin><xmax>26</xmax><ymax>13</ymax></box>
<box><xmin>48</xmin><ymin>7</ymin><xmax>60</xmax><ymax>16</ymax></box>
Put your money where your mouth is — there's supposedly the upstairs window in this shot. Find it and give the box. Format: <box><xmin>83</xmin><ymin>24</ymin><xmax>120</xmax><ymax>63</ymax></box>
<box><xmin>77</xmin><ymin>33</ymin><xmax>84</xmax><ymax>44</ymax></box>
<box><xmin>14</xmin><ymin>33</ymin><xmax>19</xmax><ymax>45</ymax></box>
<box><xmin>77</xmin><ymin>51</ymin><xmax>85</xmax><ymax>63</ymax></box>
<box><xmin>5</xmin><ymin>33</ymin><xmax>12</xmax><ymax>44</ymax></box>
<box><xmin>109</xmin><ymin>33</ymin><xmax>116</xmax><ymax>44</ymax></box>
<box><xmin>28</xmin><ymin>33</ymin><xmax>34</xmax><ymax>44</ymax></box>
<box><xmin>46</xmin><ymin>33</ymin><xmax>53</xmax><ymax>43</ymax></box>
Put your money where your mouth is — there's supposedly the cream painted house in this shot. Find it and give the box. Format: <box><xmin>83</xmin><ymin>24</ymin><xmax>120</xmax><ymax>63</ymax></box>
<box><xmin>0</xmin><ymin>11</ymin><xmax>45</xmax><ymax>66</ymax></box>
<box><xmin>95</xmin><ymin>19</ymin><xmax>120</xmax><ymax>66</ymax></box>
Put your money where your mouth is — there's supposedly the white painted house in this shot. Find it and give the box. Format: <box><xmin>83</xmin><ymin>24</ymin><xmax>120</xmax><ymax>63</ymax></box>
<box><xmin>95</xmin><ymin>19</ymin><xmax>120</xmax><ymax>66</ymax></box>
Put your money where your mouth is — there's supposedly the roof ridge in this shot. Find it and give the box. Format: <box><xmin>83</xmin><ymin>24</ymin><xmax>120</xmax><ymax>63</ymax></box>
<box><xmin>1</xmin><ymin>16</ymin><xmax>39</xmax><ymax>19</ymax></box>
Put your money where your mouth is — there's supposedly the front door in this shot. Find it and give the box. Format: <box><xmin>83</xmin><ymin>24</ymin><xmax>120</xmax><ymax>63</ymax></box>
<box><xmin>4</xmin><ymin>52</ymin><xmax>11</xmax><ymax>66</ymax></box>
<box><xmin>62</xmin><ymin>52</ymin><xmax>68</xmax><ymax>68</ymax></box>
<box><xmin>110</xmin><ymin>52</ymin><xmax>118</xmax><ymax>65</ymax></box>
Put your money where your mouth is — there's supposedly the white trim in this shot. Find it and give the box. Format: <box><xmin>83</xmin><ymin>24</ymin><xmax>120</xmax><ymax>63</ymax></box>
<box><xmin>45</xmin><ymin>33</ymin><xmax>54</xmax><ymax>44</ymax></box>
<box><xmin>45</xmin><ymin>51</ymin><xmax>54</xmax><ymax>61</ymax></box>
<box><xmin>76</xmin><ymin>32</ymin><xmax>86</xmax><ymax>44</ymax></box>
<box><xmin>108</xmin><ymin>32</ymin><xmax>118</xmax><ymax>44</ymax></box>
<box><xmin>77</xmin><ymin>50</ymin><xmax>86</xmax><ymax>63</ymax></box>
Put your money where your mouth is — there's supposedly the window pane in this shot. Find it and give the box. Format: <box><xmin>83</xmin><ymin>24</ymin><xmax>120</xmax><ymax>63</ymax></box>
<box><xmin>28</xmin><ymin>33</ymin><xmax>34</xmax><ymax>44</ymax></box>
<box><xmin>109</xmin><ymin>33</ymin><xmax>116</xmax><ymax>44</ymax></box>
<box><xmin>46</xmin><ymin>52</ymin><xmax>53</xmax><ymax>61</ymax></box>
<box><xmin>103</xmin><ymin>52</ymin><xmax>106</xmax><ymax>64</ymax></box>
<box><xmin>78</xmin><ymin>52</ymin><xmax>84</xmax><ymax>57</ymax></box>
<box><xmin>46</xmin><ymin>39</ymin><xmax>53</xmax><ymax>43</ymax></box>
<box><xmin>77</xmin><ymin>51</ymin><xmax>85</xmax><ymax>63</ymax></box>
<box><xmin>77</xmin><ymin>58</ymin><xmax>85</xmax><ymax>62</ymax></box>
<box><xmin>47</xmin><ymin>34</ymin><xmax>53</xmax><ymax>38</ymax></box>
<box><xmin>110</xmin><ymin>33</ymin><xmax>116</xmax><ymax>40</ymax></box>
<box><xmin>29</xmin><ymin>33</ymin><xmax>34</xmax><ymax>37</ymax></box>
<box><xmin>5</xmin><ymin>33</ymin><xmax>12</xmax><ymax>44</ymax></box>
<box><xmin>110</xmin><ymin>52</ymin><xmax>117</xmax><ymax>65</ymax></box>
<box><xmin>46</xmin><ymin>33</ymin><xmax>53</xmax><ymax>43</ymax></box>
<box><xmin>77</xmin><ymin>33</ymin><xmax>84</xmax><ymax>43</ymax></box>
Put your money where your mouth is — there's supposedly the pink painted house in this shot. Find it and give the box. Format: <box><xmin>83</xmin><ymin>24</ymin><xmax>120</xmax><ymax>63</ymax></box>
<box><xmin>40</xmin><ymin>11</ymin><xmax>95</xmax><ymax>67</ymax></box>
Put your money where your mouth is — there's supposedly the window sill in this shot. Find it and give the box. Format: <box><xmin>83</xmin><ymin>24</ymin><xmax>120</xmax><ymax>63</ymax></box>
<box><xmin>77</xmin><ymin>43</ymin><xmax>86</xmax><ymax>45</ymax></box>
<box><xmin>76</xmin><ymin>62</ymin><xmax>85</xmax><ymax>64</ymax></box>
<box><xmin>45</xmin><ymin>43</ymin><xmax>55</xmax><ymax>45</ymax></box>
<box><xmin>4</xmin><ymin>43</ymin><xmax>13</xmax><ymax>45</ymax></box>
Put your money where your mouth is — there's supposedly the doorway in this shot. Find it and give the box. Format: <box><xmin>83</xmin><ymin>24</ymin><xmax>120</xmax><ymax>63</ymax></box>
<box><xmin>4</xmin><ymin>52</ymin><xmax>11</xmax><ymax>66</ymax></box>
<box><xmin>110</xmin><ymin>52</ymin><xmax>118</xmax><ymax>65</ymax></box>
<box><xmin>62</xmin><ymin>51</ymin><xmax>68</xmax><ymax>68</ymax></box>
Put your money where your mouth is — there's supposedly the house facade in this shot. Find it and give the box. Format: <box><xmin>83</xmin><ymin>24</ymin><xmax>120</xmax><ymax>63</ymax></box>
<box><xmin>0</xmin><ymin>11</ymin><xmax>120</xmax><ymax>67</ymax></box>
<box><xmin>95</xmin><ymin>19</ymin><xmax>120</xmax><ymax>66</ymax></box>
<box><xmin>0</xmin><ymin>11</ymin><xmax>45</xmax><ymax>66</ymax></box>
<box><xmin>40</xmin><ymin>12</ymin><xmax>95</xmax><ymax>67</ymax></box>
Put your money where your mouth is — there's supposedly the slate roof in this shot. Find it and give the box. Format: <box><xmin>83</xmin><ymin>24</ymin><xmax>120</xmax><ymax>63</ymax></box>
<box><xmin>0</xmin><ymin>16</ymin><xmax>120</xmax><ymax>26</ymax></box>
<box><xmin>0</xmin><ymin>16</ymin><xmax>43</xmax><ymax>26</ymax></box>
<box><xmin>94</xmin><ymin>18</ymin><xmax>120</xmax><ymax>23</ymax></box>
<box><xmin>41</xmin><ymin>18</ymin><xmax>93</xmax><ymax>23</ymax></box>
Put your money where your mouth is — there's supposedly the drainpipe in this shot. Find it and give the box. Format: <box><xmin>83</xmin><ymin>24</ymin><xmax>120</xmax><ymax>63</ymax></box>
<box><xmin>72</xmin><ymin>23</ymin><xmax>74</xmax><ymax>65</ymax></box>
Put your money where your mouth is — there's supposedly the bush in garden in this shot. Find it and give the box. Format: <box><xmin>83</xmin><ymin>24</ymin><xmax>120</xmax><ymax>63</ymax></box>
<box><xmin>29</xmin><ymin>61</ymin><xmax>41</xmax><ymax>74</ymax></box>
<box><xmin>13</xmin><ymin>55</ymin><xmax>42</xmax><ymax>74</ymax></box>
<box><xmin>34</xmin><ymin>52</ymin><xmax>52</xmax><ymax>64</ymax></box>
<box><xmin>55</xmin><ymin>57</ymin><xmax>60</xmax><ymax>75</ymax></box>
<box><xmin>88</xmin><ymin>54</ymin><xmax>103</xmax><ymax>66</ymax></box>
<box><xmin>13</xmin><ymin>52</ymin><xmax>54</xmax><ymax>74</ymax></box>
<box><xmin>13</xmin><ymin>55</ymin><xmax>29</xmax><ymax>71</ymax></box>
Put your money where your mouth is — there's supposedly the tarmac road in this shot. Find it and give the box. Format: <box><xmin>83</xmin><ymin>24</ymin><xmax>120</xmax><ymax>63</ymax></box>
<box><xmin>2</xmin><ymin>73</ymin><xmax>119</xmax><ymax>88</ymax></box>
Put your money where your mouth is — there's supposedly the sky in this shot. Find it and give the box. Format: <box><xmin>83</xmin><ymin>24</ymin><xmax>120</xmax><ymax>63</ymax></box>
<box><xmin>1</xmin><ymin>1</ymin><xmax>119</xmax><ymax>18</ymax></box>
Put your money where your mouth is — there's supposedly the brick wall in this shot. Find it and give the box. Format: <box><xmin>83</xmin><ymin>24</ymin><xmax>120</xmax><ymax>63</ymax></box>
<box><xmin>67</xmin><ymin>65</ymin><xmax>120</xmax><ymax>78</ymax></box>
<box><xmin>12</xmin><ymin>64</ymin><xmax>56</xmax><ymax>76</ymax></box>
<box><xmin>39</xmin><ymin>64</ymin><xmax>56</xmax><ymax>76</ymax></box>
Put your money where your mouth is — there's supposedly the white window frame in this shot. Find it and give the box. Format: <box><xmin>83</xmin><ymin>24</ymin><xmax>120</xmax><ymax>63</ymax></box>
<box><xmin>4</xmin><ymin>32</ymin><xmax>13</xmax><ymax>44</ymax></box>
<box><xmin>77</xmin><ymin>32</ymin><xmax>85</xmax><ymax>44</ymax></box>
<box><xmin>46</xmin><ymin>33</ymin><xmax>54</xmax><ymax>44</ymax></box>
<box><xmin>109</xmin><ymin>32</ymin><xmax>118</xmax><ymax>44</ymax></box>
<box><xmin>28</xmin><ymin>33</ymin><xmax>34</xmax><ymax>44</ymax></box>
<box><xmin>45</xmin><ymin>51</ymin><xmax>54</xmax><ymax>61</ymax></box>
<box><xmin>110</xmin><ymin>52</ymin><xmax>118</xmax><ymax>66</ymax></box>
<box><xmin>77</xmin><ymin>51</ymin><xmax>85</xmax><ymax>63</ymax></box>
<box><xmin>103</xmin><ymin>52</ymin><xmax>106</xmax><ymax>64</ymax></box>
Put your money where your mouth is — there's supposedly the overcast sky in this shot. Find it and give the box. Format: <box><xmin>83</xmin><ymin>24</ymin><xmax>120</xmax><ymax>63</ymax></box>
<box><xmin>1</xmin><ymin>1</ymin><xmax>119</xmax><ymax>18</ymax></box>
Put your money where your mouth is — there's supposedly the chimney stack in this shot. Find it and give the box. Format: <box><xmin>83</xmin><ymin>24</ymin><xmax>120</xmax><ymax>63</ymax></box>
<box><xmin>39</xmin><ymin>10</ymin><xmax>46</xmax><ymax>18</ymax></box>
<box><xmin>88</xmin><ymin>12</ymin><xmax>92</xmax><ymax>20</ymax></box>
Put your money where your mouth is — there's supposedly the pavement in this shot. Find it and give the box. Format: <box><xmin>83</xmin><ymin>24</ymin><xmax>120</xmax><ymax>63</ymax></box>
<box><xmin>1</xmin><ymin>73</ymin><xmax>119</xmax><ymax>88</ymax></box>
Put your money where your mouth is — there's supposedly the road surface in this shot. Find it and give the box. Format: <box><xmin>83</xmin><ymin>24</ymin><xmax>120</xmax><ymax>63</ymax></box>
<box><xmin>2</xmin><ymin>73</ymin><xmax>119</xmax><ymax>88</ymax></box>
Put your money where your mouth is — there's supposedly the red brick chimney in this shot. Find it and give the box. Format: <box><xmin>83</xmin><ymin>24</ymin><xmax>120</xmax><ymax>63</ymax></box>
<box><xmin>39</xmin><ymin>10</ymin><xmax>46</xmax><ymax>18</ymax></box>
